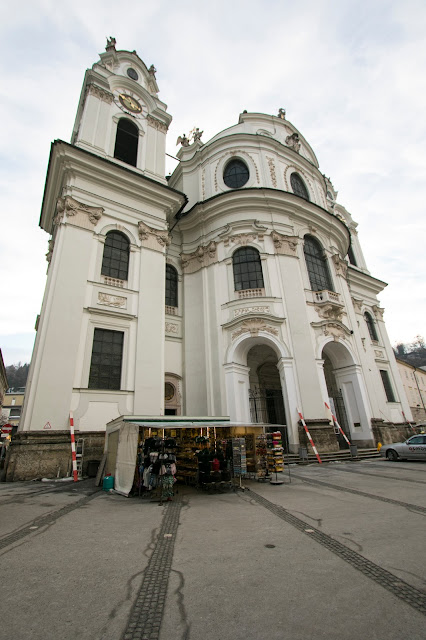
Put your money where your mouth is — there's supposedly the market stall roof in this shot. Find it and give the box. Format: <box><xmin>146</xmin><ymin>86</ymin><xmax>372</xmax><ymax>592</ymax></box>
<box><xmin>107</xmin><ymin>415</ymin><xmax>234</xmax><ymax>429</ymax></box>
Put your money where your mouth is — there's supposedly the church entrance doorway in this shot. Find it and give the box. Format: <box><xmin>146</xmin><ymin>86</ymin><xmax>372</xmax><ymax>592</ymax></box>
<box><xmin>322</xmin><ymin>351</ymin><xmax>351</xmax><ymax>449</ymax></box>
<box><xmin>247</xmin><ymin>345</ymin><xmax>288</xmax><ymax>451</ymax></box>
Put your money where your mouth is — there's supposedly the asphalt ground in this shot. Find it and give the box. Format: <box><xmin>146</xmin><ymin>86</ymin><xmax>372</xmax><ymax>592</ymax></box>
<box><xmin>0</xmin><ymin>459</ymin><xmax>425</xmax><ymax>640</ymax></box>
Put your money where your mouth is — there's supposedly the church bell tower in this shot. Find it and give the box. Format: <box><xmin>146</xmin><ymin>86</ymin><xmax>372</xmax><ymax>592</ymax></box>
<box><xmin>20</xmin><ymin>40</ymin><xmax>186</xmax><ymax>434</ymax></box>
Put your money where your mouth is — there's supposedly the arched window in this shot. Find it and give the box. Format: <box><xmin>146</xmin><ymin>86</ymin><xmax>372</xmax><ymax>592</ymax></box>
<box><xmin>114</xmin><ymin>118</ymin><xmax>138</xmax><ymax>167</ymax></box>
<box><xmin>303</xmin><ymin>235</ymin><xmax>333</xmax><ymax>291</ymax></box>
<box><xmin>101</xmin><ymin>231</ymin><xmax>130</xmax><ymax>281</ymax></box>
<box><xmin>233</xmin><ymin>247</ymin><xmax>264</xmax><ymax>291</ymax></box>
<box><xmin>364</xmin><ymin>312</ymin><xmax>378</xmax><ymax>341</ymax></box>
<box><xmin>290</xmin><ymin>173</ymin><xmax>309</xmax><ymax>200</ymax></box>
<box><xmin>165</xmin><ymin>265</ymin><xmax>178</xmax><ymax>307</ymax></box>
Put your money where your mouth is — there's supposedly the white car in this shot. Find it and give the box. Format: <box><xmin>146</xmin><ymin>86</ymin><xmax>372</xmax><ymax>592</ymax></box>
<box><xmin>380</xmin><ymin>434</ymin><xmax>426</xmax><ymax>461</ymax></box>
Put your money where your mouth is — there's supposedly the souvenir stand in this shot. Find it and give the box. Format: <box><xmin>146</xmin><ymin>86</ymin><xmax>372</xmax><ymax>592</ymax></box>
<box><xmin>104</xmin><ymin>416</ymin><xmax>267</xmax><ymax>496</ymax></box>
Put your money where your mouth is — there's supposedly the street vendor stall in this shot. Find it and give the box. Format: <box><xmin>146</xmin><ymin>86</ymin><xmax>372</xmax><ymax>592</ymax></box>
<box><xmin>104</xmin><ymin>416</ymin><xmax>269</xmax><ymax>497</ymax></box>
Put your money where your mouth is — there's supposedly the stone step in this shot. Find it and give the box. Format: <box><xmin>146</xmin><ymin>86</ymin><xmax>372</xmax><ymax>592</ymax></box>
<box><xmin>283</xmin><ymin>448</ymin><xmax>381</xmax><ymax>464</ymax></box>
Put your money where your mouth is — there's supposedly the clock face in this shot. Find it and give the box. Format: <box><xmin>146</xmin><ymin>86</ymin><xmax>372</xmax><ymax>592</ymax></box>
<box><xmin>118</xmin><ymin>94</ymin><xmax>142</xmax><ymax>113</ymax></box>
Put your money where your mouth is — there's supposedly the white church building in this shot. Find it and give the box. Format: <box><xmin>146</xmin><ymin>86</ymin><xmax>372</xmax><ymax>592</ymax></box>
<box><xmin>20</xmin><ymin>40</ymin><xmax>412</xmax><ymax>455</ymax></box>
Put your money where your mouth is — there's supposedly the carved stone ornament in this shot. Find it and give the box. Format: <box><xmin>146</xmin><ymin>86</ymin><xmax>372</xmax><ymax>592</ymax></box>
<box><xmin>323</xmin><ymin>322</ymin><xmax>346</xmax><ymax>341</ymax></box>
<box><xmin>165</xmin><ymin>322</ymin><xmax>178</xmax><ymax>334</ymax></box>
<box><xmin>315</xmin><ymin>304</ymin><xmax>344</xmax><ymax>322</ymax></box>
<box><xmin>234</xmin><ymin>306</ymin><xmax>270</xmax><ymax>317</ymax></box>
<box><xmin>372</xmin><ymin>305</ymin><xmax>385</xmax><ymax>319</ymax></box>
<box><xmin>220</xmin><ymin>222</ymin><xmax>266</xmax><ymax>247</ymax></box>
<box><xmin>98</xmin><ymin>292</ymin><xmax>126</xmax><ymax>309</ymax></box>
<box><xmin>87</xmin><ymin>83</ymin><xmax>114</xmax><ymax>104</ymax></box>
<box><xmin>271</xmin><ymin>232</ymin><xmax>299</xmax><ymax>256</ymax></box>
<box><xmin>332</xmin><ymin>254</ymin><xmax>348</xmax><ymax>278</ymax></box>
<box><xmin>266</xmin><ymin>156</ymin><xmax>277</xmax><ymax>187</ymax></box>
<box><xmin>231</xmin><ymin>318</ymin><xmax>279</xmax><ymax>341</ymax></box>
<box><xmin>285</xmin><ymin>133</ymin><xmax>301</xmax><ymax>153</ymax></box>
<box><xmin>138</xmin><ymin>221</ymin><xmax>171</xmax><ymax>251</ymax></box>
<box><xmin>55</xmin><ymin>196</ymin><xmax>103</xmax><ymax>228</ymax></box>
<box><xmin>351</xmin><ymin>297</ymin><xmax>363</xmax><ymax>313</ymax></box>
<box><xmin>180</xmin><ymin>241</ymin><xmax>217</xmax><ymax>273</ymax></box>
<box><xmin>46</xmin><ymin>238</ymin><xmax>54</xmax><ymax>263</ymax></box>
<box><xmin>374</xmin><ymin>350</ymin><xmax>384</xmax><ymax>358</ymax></box>
<box><xmin>147</xmin><ymin>115</ymin><xmax>168</xmax><ymax>133</ymax></box>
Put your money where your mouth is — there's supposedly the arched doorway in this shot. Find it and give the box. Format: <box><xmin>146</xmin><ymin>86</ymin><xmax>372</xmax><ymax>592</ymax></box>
<box><xmin>247</xmin><ymin>344</ymin><xmax>288</xmax><ymax>449</ymax></box>
<box><xmin>321</xmin><ymin>340</ymin><xmax>369</xmax><ymax>448</ymax></box>
<box><xmin>322</xmin><ymin>352</ymin><xmax>351</xmax><ymax>448</ymax></box>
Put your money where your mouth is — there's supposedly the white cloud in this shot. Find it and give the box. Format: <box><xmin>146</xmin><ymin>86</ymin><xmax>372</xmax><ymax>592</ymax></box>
<box><xmin>1</xmin><ymin>0</ymin><xmax>425</xmax><ymax>364</ymax></box>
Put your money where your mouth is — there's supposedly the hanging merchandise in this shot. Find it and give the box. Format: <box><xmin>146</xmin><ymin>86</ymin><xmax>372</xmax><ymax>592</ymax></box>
<box><xmin>231</xmin><ymin>438</ymin><xmax>247</xmax><ymax>476</ymax></box>
<box><xmin>267</xmin><ymin>431</ymin><xmax>285</xmax><ymax>485</ymax></box>
<box><xmin>255</xmin><ymin>433</ymin><xmax>270</xmax><ymax>481</ymax></box>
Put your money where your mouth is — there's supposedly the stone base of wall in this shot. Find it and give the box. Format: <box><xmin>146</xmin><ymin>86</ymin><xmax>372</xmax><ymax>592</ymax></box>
<box><xmin>371</xmin><ymin>419</ymin><xmax>418</xmax><ymax>446</ymax></box>
<box><xmin>3</xmin><ymin>431</ymin><xmax>105</xmax><ymax>482</ymax></box>
<box><xmin>298</xmin><ymin>419</ymin><xmax>339</xmax><ymax>453</ymax></box>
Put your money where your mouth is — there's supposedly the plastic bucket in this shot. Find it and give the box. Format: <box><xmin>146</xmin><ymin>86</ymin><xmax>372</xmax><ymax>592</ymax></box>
<box><xmin>102</xmin><ymin>475</ymin><xmax>114</xmax><ymax>491</ymax></box>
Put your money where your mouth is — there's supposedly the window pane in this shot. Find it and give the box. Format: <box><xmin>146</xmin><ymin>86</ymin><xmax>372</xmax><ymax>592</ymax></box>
<box><xmin>101</xmin><ymin>232</ymin><xmax>129</xmax><ymax>280</ymax></box>
<box><xmin>365</xmin><ymin>313</ymin><xmax>378</xmax><ymax>341</ymax></box>
<box><xmin>88</xmin><ymin>329</ymin><xmax>124</xmax><ymax>390</ymax></box>
<box><xmin>232</xmin><ymin>248</ymin><xmax>264</xmax><ymax>291</ymax></box>
<box><xmin>114</xmin><ymin>118</ymin><xmax>138</xmax><ymax>167</ymax></box>
<box><xmin>223</xmin><ymin>160</ymin><xmax>249</xmax><ymax>189</ymax></box>
<box><xmin>290</xmin><ymin>173</ymin><xmax>309</xmax><ymax>200</ymax></box>
<box><xmin>303</xmin><ymin>236</ymin><xmax>333</xmax><ymax>291</ymax></box>
<box><xmin>165</xmin><ymin>265</ymin><xmax>178</xmax><ymax>307</ymax></box>
<box><xmin>380</xmin><ymin>370</ymin><xmax>396</xmax><ymax>402</ymax></box>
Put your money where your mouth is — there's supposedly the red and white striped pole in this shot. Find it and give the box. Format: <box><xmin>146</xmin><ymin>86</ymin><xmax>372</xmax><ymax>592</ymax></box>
<box><xmin>324</xmin><ymin>402</ymin><xmax>351</xmax><ymax>446</ymax></box>
<box><xmin>69</xmin><ymin>412</ymin><xmax>78</xmax><ymax>482</ymax></box>
<box><xmin>297</xmin><ymin>408</ymin><xmax>322</xmax><ymax>464</ymax></box>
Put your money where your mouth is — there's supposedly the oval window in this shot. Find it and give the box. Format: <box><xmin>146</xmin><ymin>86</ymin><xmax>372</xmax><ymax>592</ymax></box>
<box><xmin>223</xmin><ymin>159</ymin><xmax>249</xmax><ymax>188</ymax></box>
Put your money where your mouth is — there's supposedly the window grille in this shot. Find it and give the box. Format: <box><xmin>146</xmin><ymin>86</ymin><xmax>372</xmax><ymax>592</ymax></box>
<box><xmin>223</xmin><ymin>159</ymin><xmax>249</xmax><ymax>188</ymax></box>
<box><xmin>88</xmin><ymin>329</ymin><xmax>124</xmax><ymax>390</ymax></box>
<box><xmin>233</xmin><ymin>247</ymin><xmax>264</xmax><ymax>291</ymax></box>
<box><xmin>101</xmin><ymin>232</ymin><xmax>130</xmax><ymax>281</ymax></box>
<box><xmin>165</xmin><ymin>265</ymin><xmax>178</xmax><ymax>307</ymax></box>
<box><xmin>303</xmin><ymin>236</ymin><xmax>333</xmax><ymax>292</ymax></box>
<box><xmin>290</xmin><ymin>173</ymin><xmax>309</xmax><ymax>200</ymax></box>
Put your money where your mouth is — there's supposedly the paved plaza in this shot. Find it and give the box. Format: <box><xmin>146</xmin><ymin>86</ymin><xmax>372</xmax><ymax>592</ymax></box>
<box><xmin>0</xmin><ymin>459</ymin><xmax>425</xmax><ymax>640</ymax></box>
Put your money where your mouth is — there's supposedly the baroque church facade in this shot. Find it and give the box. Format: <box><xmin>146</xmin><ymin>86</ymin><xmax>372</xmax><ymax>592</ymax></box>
<box><xmin>20</xmin><ymin>41</ymin><xmax>412</xmax><ymax>452</ymax></box>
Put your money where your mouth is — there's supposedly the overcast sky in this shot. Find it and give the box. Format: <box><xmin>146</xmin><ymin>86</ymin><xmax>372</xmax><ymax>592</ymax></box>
<box><xmin>1</xmin><ymin>0</ymin><xmax>425</xmax><ymax>366</ymax></box>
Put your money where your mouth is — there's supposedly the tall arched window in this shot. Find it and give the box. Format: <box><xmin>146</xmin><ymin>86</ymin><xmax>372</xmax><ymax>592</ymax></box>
<box><xmin>303</xmin><ymin>235</ymin><xmax>333</xmax><ymax>291</ymax></box>
<box><xmin>101</xmin><ymin>231</ymin><xmax>130</xmax><ymax>281</ymax></box>
<box><xmin>233</xmin><ymin>247</ymin><xmax>264</xmax><ymax>291</ymax></box>
<box><xmin>290</xmin><ymin>173</ymin><xmax>309</xmax><ymax>200</ymax></box>
<box><xmin>165</xmin><ymin>265</ymin><xmax>178</xmax><ymax>307</ymax></box>
<box><xmin>364</xmin><ymin>312</ymin><xmax>378</xmax><ymax>341</ymax></box>
<box><xmin>114</xmin><ymin>118</ymin><xmax>138</xmax><ymax>167</ymax></box>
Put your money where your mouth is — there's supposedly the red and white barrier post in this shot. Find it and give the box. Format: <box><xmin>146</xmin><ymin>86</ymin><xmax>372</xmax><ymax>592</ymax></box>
<box><xmin>324</xmin><ymin>401</ymin><xmax>351</xmax><ymax>446</ymax></box>
<box><xmin>297</xmin><ymin>408</ymin><xmax>322</xmax><ymax>464</ymax></box>
<box><xmin>69</xmin><ymin>412</ymin><xmax>78</xmax><ymax>482</ymax></box>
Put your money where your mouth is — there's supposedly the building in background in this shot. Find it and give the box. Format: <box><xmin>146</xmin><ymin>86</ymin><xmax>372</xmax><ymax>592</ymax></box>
<box><xmin>0</xmin><ymin>350</ymin><xmax>7</xmax><ymax>418</ymax></box>
<box><xmin>14</xmin><ymin>40</ymin><xmax>413</xmax><ymax>478</ymax></box>
<box><xmin>395</xmin><ymin>358</ymin><xmax>426</xmax><ymax>424</ymax></box>
<box><xmin>2</xmin><ymin>388</ymin><xmax>25</xmax><ymax>428</ymax></box>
